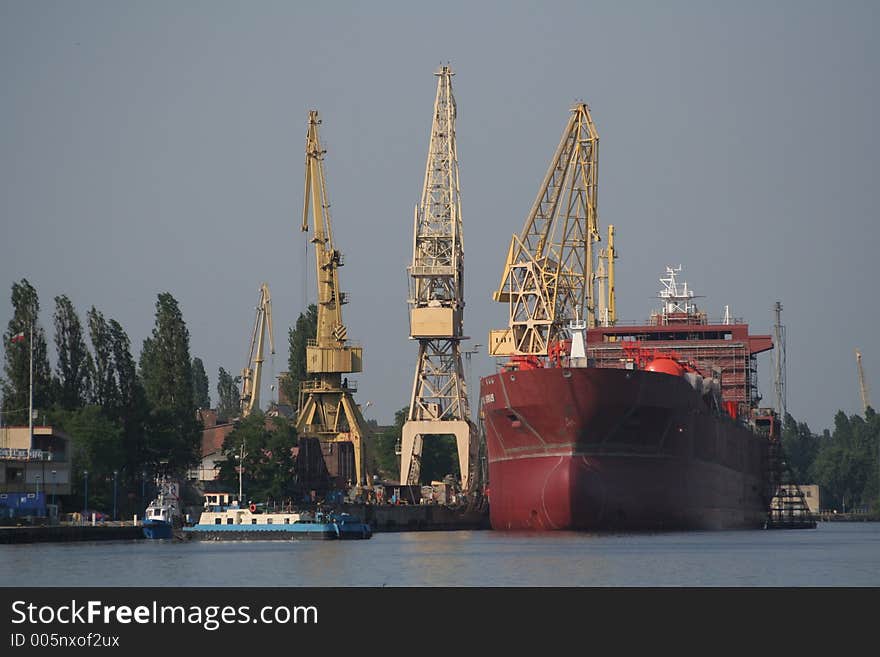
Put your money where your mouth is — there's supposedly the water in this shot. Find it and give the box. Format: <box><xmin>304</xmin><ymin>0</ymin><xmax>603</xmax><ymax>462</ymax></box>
<box><xmin>2</xmin><ymin>522</ymin><xmax>878</xmax><ymax>587</ymax></box>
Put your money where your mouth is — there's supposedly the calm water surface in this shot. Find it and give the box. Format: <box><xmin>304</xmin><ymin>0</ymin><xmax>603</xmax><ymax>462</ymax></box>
<box><xmin>2</xmin><ymin>522</ymin><xmax>877</xmax><ymax>587</ymax></box>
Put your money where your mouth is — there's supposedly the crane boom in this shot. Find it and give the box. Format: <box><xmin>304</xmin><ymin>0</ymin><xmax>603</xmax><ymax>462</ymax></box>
<box><xmin>856</xmin><ymin>349</ymin><xmax>871</xmax><ymax>414</ymax></box>
<box><xmin>240</xmin><ymin>283</ymin><xmax>274</xmax><ymax>418</ymax></box>
<box><xmin>490</xmin><ymin>103</ymin><xmax>601</xmax><ymax>357</ymax></box>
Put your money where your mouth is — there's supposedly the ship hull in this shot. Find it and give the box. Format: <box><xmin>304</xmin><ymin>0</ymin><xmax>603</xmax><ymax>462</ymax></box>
<box><xmin>480</xmin><ymin>366</ymin><xmax>771</xmax><ymax>531</ymax></box>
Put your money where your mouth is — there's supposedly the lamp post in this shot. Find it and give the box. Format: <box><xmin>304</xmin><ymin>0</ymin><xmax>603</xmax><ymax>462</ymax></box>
<box><xmin>236</xmin><ymin>441</ymin><xmax>246</xmax><ymax>505</ymax></box>
<box><xmin>112</xmin><ymin>470</ymin><xmax>118</xmax><ymax>521</ymax></box>
<box><xmin>82</xmin><ymin>470</ymin><xmax>88</xmax><ymax>526</ymax></box>
<box><xmin>51</xmin><ymin>470</ymin><xmax>56</xmax><ymax>507</ymax></box>
<box><xmin>141</xmin><ymin>470</ymin><xmax>147</xmax><ymax>507</ymax></box>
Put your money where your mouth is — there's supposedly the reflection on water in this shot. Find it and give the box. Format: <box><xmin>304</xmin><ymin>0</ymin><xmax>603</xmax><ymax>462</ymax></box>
<box><xmin>1</xmin><ymin>523</ymin><xmax>878</xmax><ymax>587</ymax></box>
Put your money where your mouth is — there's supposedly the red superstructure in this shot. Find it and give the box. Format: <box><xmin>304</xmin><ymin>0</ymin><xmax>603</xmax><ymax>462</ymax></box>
<box><xmin>480</xmin><ymin>267</ymin><xmax>781</xmax><ymax>531</ymax></box>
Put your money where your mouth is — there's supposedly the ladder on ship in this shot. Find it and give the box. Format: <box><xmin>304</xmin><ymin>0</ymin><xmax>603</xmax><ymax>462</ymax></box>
<box><xmin>764</xmin><ymin>440</ymin><xmax>817</xmax><ymax>529</ymax></box>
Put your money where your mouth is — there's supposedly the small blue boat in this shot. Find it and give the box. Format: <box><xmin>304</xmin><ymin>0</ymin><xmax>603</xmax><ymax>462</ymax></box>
<box><xmin>182</xmin><ymin>492</ymin><xmax>372</xmax><ymax>541</ymax></box>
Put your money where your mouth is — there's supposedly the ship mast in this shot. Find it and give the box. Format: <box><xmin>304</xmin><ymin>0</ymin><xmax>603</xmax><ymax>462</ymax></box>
<box><xmin>296</xmin><ymin>110</ymin><xmax>370</xmax><ymax>487</ymax></box>
<box><xmin>400</xmin><ymin>66</ymin><xmax>478</xmax><ymax>492</ymax></box>
<box><xmin>490</xmin><ymin>103</ymin><xmax>601</xmax><ymax>357</ymax></box>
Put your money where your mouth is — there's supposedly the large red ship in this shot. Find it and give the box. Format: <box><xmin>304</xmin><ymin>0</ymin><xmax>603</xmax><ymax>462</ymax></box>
<box><xmin>480</xmin><ymin>266</ymin><xmax>782</xmax><ymax>531</ymax></box>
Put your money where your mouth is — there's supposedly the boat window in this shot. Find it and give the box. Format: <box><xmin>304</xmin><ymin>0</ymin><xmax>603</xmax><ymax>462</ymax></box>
<box><xmin>251</xmin><ymin>519</ymin><xmax>257</xmax><ymax>524</ymax></box>
<box><xmin>267</xmin><ymin>518</ymin><xmax>273</xmax><ymax>525</ymax></box>
<box><xmin>214</xmin><ymin>518</ymin><xmax>221</xmax><ymax>525</ymax></box>
<box><xmin>284</xmin><ymin>518</ymin><xmax>290</xmax><ymax>524</ymax></box>
<box><xmin>226</xmin><ymin>518</ymin><xmax>234</xmax><ymax>525</ymax></box>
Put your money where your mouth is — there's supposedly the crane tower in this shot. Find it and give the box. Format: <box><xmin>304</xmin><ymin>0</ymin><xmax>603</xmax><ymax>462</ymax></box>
<box><xmin>296</xmin><ymin>110</ymin><xmax>371</xmax><ymax>487</ymax></box>
<box><xmin>400</xmin><ymin>66</ymin><xmax>478</xmax><ymax>492</ymax></box>
<box><xmin>490</xmin><ymin>103</ymin><xmax>602</xmax><ymax>357</ymax></box>
<box><xmin>240</xmin><ymin>282</ymin><xmax>274</xmax><ymax>418</ymax></box>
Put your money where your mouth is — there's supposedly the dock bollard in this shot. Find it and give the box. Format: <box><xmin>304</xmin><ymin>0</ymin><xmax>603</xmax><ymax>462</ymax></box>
<box><xmin>91</xmin><ymin>513</ymin><xmax>96</xmax><ymax>526</ymax></box>
<box><xmin>133</xmin><ymin>514</ymin><xmax>138</xmax><ymax>526</ymax></box>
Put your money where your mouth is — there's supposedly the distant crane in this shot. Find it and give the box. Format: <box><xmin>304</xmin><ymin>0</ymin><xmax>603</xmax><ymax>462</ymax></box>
<box><xmin>296</xmin><ymin>110</ymin><xmax>370</xmax><ymax>487</ymax></box>
<box><xmin>239</xmin><ymin>283</ymin><xmax>274</xmax><ymax>418</ymax></box>
<box><xmin>490</xmin><ymin>103</ymin><xmax>603</xmax><ymax>357</ymax></box>
<box><xmin>856</xmin><ymin>349</ymin><xmax>871</xmax><ymax>414</ymax></box>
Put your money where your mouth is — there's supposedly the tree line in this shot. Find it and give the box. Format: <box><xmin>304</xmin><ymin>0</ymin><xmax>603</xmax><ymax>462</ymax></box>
<box><xmin>781</xmin><ymin>409</ymin><xmax>879</xmax><ymax>514</ymax></box>
<box><xmin>1</xmin><ymin>283</ymin><xmax>461</xmax><ymax>518</ymax></box>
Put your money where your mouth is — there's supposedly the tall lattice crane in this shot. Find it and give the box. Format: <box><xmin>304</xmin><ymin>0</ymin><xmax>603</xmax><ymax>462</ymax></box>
<box><xmin>240</xmin><ymin>282</ymin><xmax>274</xmax><ymax>418</ymax></box>
<box><xmin>490</xmin><ymin>103</ymin><xmax>603</xmax><ymax>357</ymax></box>
<box><xmin>399</xmin><ymin>65</ymin><xmax>478</xmax><ymax>492</ymax></box>
<box><xmin>856</xmin><ymin>349</ymin><xmax>871</xmax><ymax>414</ymax></box>
<box><xmin>296</xmin><ymin>110</ymin><xmax>370</xmax><ymax>487</ymax></box>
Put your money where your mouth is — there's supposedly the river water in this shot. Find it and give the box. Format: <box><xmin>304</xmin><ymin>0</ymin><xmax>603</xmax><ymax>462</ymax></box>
<box><xmin>2</xmin><ymin>522</ymin><xmax>877</xmax><ymax>587</ymax></box>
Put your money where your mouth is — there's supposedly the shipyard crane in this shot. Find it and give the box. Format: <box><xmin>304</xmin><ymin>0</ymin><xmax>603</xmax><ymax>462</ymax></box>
<box><xmin>856</xmin><ymin>349</ymin><xmax>871</xmax><ymax>415</ymax></box>
<box><xmin>296</xmin><ymin>110</ymin><xmax>370</xmax><ymax>487</ymax></box>
<box><xmin>490</xmin><ymin>103</ymin><xmax>605</xmax><ymax>357</ymax></box>
<box><xmin>239</xmin><ymin>283</ymin><xmax>274</xmax><ymax>418</ymax></box>
<box><xmin>400</xmin><ymin>65</ymin><xmax>479</xmax><ymax>492</ymax></box>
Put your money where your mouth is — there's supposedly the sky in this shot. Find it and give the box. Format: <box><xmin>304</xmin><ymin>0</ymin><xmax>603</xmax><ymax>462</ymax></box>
<box><xmin>1</xmin><ymin>1</ymin><xmax>877</xmax><ymax>434</ymax></box>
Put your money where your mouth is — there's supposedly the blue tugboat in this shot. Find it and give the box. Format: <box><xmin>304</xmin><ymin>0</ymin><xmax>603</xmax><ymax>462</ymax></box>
<box><xmin>142</xmin><ymin>477</ymin><xmax>182</xmax><ymax>539</ymax></box>
<box><xmin>183</xmin><ymin>492</ymin><xmax>372</xmax><ymax>541</ymax></box>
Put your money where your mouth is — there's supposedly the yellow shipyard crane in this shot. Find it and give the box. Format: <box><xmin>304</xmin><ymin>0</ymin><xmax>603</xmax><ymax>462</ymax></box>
<box><xmin>296</xmin><ymin>110</ymin><xmax>370</xmax><ymax>487</ymax></box>
<box><xmin>490</xmin><ymin>103</ymin><xmax>606</xmax><ymax>357</ymax></box>
<box><xmin>400</xmin><ymin>65</ymin><xmax>478</xmax><ymax>492</ymax></box>
<box><xmin>239</xmin><ymin>282</ymin><xmax>274</xmax><ymax>418</ymax></box>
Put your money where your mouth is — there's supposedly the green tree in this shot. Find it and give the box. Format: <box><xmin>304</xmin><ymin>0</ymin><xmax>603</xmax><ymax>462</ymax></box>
<box><xmin>370</xmin><ymin>407</ymin><xmax>406</xmax><ymax>481</ymax></box>
<box><xmin>53</xmin><ymin>405</ymin><xmax>125</xmax><ymax>515</ymax></box>
<box><xmin>192</xmin><ymin>357</ymin><xmax>210</xmax><ymax>409</ymax></box>
<box><xmin>217</xmin><ymin>367</ymin><xmax>241</xmax><ymax>421</ymax></box>
<box><xmin>281</xmin><ymin>304</ymin><xmax>317</xmax><ymax>410</ymax></box>
<box><xmin>87</xmin><ymin>307</ymin><xmax>117</xmax><ymax>408</ymax></box>
<box><xmin>138</xmin><ymin>293</ymin><xmax>201</xmax><ymax>473</ymax></box>
<box><xmin>2</xmin><ymin>279</ymin><xmax>53</xmax><ymax>425</ymax></box>
<box><xmin>53</xmin><ymin>295</ymin><xmax>93</xmax><ymax>410</ymax></box>
<box><xmin>811</xmin><ymin>409</ymin><xmax>880</xmax><ymax>512</ymax></box>
<box><xmin>216</xmin><ymin>412</ymin><xmax>299</xmax><ymax>503</ymax></box>
<box><xmin>780</xmin><ymin>413</ymin><xmax>819</xmax><ymax>484</ymax></box>
<box><xmin>108</xmin><ymin>318</ymin><xmax>149</xmax><ymax>493</ymax></box>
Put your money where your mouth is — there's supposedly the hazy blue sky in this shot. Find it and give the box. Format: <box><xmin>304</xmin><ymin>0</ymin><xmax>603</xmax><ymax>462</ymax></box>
<box><xmin>1</xmin><ymin>1</ymin><xmax>877</xmax><ymax>434</ymax></box>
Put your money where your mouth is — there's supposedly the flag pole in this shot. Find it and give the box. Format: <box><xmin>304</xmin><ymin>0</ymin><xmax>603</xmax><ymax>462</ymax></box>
<box><xmin>28</xmin><ymin>321</ymin><xmax>33</xmax><ymax>450</ymax></box>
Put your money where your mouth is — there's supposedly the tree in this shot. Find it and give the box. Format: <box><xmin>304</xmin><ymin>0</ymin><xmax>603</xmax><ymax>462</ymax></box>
<box><xmin>2</xmin><ymin>279</ymin><xmax>53</xmax><ymax>425</ymax></box>
<box><xmin>87</xmin><ymin>307</ymin><xmax>117</xmax><ymax>408</ymax></box>
<box><xmin>192</xmin><ymin>357</ymin><xmax>210</xmax><ymax>409</ymax></box>
<box><xmin>217</xmin><ymin>367</ymin><xmax>241</xmax><ymax>421</ymax></box>
<box><xmin>281</xmin><ymin>304</ymin><xmax>317</xmax><ymax>411</ymax></box>
<box><xmin>780</xmin><ymin>413</ymin><xmax>819</xmax><ymax>484</ymax></box>
<box><xmin>53</xmin><ymin>295</ymin><xmax>93</xmax><ymax>410</ymax></box>
<box><xmin>370</xmin><ymin>407</ymin><xmax>406</xmax><ymax>481</ymax></box>
<box><xmin>216</xmin><ymin>412</ymin><xmax>299</xmax><ymax>503</ymax></box>
<box><xmin>811</xmin><ymin>409</ymin><xmax>880</xmax><ymax>512</ymax></box>
<box><xmin>138</xmin><ymin>293</ymin><xmax>201</xmax><ymax>472</ymax></box>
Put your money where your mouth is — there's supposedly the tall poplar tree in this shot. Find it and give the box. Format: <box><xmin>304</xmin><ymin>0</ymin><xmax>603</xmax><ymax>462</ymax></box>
<box><xmin>192</xmin><ymin>357</ymin><xmax>210</xmax><ymax>410</ymax></box>
<box><xmin>2</xmin><ymin>279</ymin><xmax>53</xmax><ymax>425</ymax></box>
<box><xmin>217</xmin><ymin>366</ymin><xmax>241</xmax><ymax>422</ymax></box>
<box><xmin>139</xmin><ymin>293</ymin><xmax>200</xmax><ymax>472</ymax></box>
<box><xmin>53</xmin><ymin>295</ymin><xmax>93</xmax><ymax>410</ymax></box>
